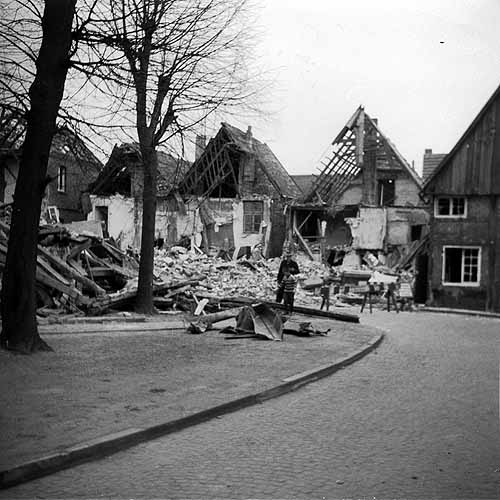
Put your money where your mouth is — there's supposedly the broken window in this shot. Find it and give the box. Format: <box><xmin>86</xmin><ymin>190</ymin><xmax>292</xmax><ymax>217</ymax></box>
<box><xmin>435</xmin><ymin>197</ymin><xmax>466</xmax><ymax>217</ymax></box>
<box><xmin>411</xmin><ymin>224</ymin><xmax>423</xmax><ymax>241</ymax></box>
<box><xmin>243</xmin><ymin>200</ymin><xmax>263</xmax><ymax>233</ymax></box>
<box><xmin>378</xmin><ymin>179</ymin><xmax>395</xmax><ymax>206</ymax></box>
<box><xmin>57</xmin><ymin>165</ymin><xmax>67</xmax><ymax>193</ymax></box>
<box><xmin>443</xmin><ymin>246</ymin><xmax>480</xmax><ymax>285</ymax></box>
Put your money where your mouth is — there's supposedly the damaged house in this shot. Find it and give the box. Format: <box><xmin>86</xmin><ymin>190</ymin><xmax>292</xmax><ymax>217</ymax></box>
<box><xmin>87</xmin><ymin>143</ymin><xmax>189</xmax><ymax>249</ymax></box>
<box><xmin>1</xmin><ymin>127</ymin><xmax>102</xmax><ymax>222</ymax></box>
<box><xmin>175</xmin><ymin>122</ymin><xmax>302</xmax><ymax>258</ymax></box>
<box><xmin>290</xmin><ymin>106</ymin><xmax>429</xmax><ymax>292</ymax></box>
<box><xmin>87</xmin><ymin>123</ymin><xmax>301</xmax><ymax>257</ymax></box>
<box><xmin>422</xmin><ymin>83</ymin><xmax>500</xmax><ymax>312</ymax></box>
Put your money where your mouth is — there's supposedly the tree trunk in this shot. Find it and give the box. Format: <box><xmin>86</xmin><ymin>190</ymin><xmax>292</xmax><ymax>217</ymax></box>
<box><xmin>0</xmin><ymin>0</ymin><xmax>76</xmax><ymax>353</ymax></box>
<box><xmin>135</xmin><ymin>142</ymin><xmax>158</xmax><ymax>314</ymax></box>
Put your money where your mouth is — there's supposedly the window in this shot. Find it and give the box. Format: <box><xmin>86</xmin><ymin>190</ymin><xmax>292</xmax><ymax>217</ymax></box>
<box><xmin>435</xmin><ymin>197</ymin><xmax>466</xmax><ymax>217</ymax></box>
<box><xmin>47</xmin><ymin>206</ymin><xmax>60</xmax><ymax>223</ymax></box>
<box><xmin>378</xmin><ymin>179</ymin><xmax>395</xmax><ymax>206</ymax></box>
<box><xmin>411</xmin><ymin>224</ymin><xmax>423</xmax><ymax>241</ymax></box>
<box><xmin>57</xmin><ymin>166</ymin><xmax>67</xmax><ymax>192</ymax></box>
<box><xmin>243</xmin><ymin>200</ymin><xmax>264</xmax><ymax>233</ymax></box>
<box><xmin>442</xmin><ymin>246</ymin><xmax>480</xmax><ymax>286</ymax></box>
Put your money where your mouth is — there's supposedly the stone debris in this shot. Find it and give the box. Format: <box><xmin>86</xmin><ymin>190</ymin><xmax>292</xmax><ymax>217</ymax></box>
<box><xmin>153</xmin><ymin>247</ymin><xmax>333</xmax><ymax>310</ymax></box>
<box><xmin>0</xmin><ymin>214</ymin><xmax>414</xmax><ymax>322</ymax></box>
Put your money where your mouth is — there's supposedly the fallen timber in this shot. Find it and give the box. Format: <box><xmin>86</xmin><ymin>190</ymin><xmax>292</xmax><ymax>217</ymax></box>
<box><xmin>186</xmin><ymin>307</ymin><xmax>244</xmax><ymax>334</ymax></box>
<box><xmin>197</xmin><ymin>295</ymin><xmax>360</xmax><ymax>323</ymax></box>
<box><xmin>89</xmin><ymin>278</ymin><xmax>204</xmax><ymax>315</ymax></box>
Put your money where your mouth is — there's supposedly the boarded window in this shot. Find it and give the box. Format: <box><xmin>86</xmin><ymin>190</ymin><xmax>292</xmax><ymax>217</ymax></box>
<box><xmin>443</xmin><ymin>246</ymin><xmax>480</xmax><ymax>285</ymax></box>
<box><xmin>243</xmin><ymin>200</ymin><xmax>263</xmax><ymax>233</ymax></box>
<box><xmin>435</xmin><ymin>197</ymin><xmax>466</xmax><ymax>217</ymax></box>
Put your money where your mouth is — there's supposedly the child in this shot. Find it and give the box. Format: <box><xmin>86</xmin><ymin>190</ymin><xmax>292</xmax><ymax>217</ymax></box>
<box><xmin>281</xmin><ymin>270</ymin><xmax>297</xmax><ymax>315</ymax></box>
<box><xmin>320</xmin><ymin>277</ymin><xmax>331</xmax><ymax>311</ymax></box>
<box><xmin>276</xmin><ymin>251</ymin><xmax>300</xmax><ymax>303</ymax></box>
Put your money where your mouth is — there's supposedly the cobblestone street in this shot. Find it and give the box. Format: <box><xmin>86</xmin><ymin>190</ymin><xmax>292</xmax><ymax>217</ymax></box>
<box><xmin>2</xmin><ymin>311</ymin><xmax>500</xmax><ymax>499</ymax></box>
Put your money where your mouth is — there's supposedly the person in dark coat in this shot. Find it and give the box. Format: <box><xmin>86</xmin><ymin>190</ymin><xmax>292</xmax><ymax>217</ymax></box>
<box><xmin>276</xmin><ymin>253</ymin><xmax>300</xmax><ymax>303</ymax></box>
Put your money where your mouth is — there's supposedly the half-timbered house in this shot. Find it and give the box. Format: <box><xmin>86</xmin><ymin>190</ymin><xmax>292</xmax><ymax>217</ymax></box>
<box><xmin>422</xmin><ymin>83</ymin><xmax>500</xmax><ymax>312</ymax></box>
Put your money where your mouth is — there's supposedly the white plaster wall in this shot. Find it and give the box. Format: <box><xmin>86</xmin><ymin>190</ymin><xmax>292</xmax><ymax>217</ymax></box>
<box><xmin>175</xmin><ymin>206</ymin><xmax>204</xmax><ymax>240</ymax></box>
<box><xmin>88</xmin><ymin>194</ymin><xmax>135</xmax><ymax>249</ymax></box>
<box><xmin>232</xmin><ymin>199</ymin><xmax>272</xmax><ymax>252</ymax></box>
<box><xmin>153</xmin><ymin>208</ymin><xmax>204</xmax><ymax>246</ymax></box>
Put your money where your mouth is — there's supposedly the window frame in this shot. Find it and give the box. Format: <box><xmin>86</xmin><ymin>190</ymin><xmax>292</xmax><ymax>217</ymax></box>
<box><xmin>242</xmin><ymin>200</ymin><xmax>264</xmax><ymax>234</ymax></box>
<box><xmin>57</xmin><ymin>165</ymin><xmax>67</xmax><ymax>193</ymax></box>
<box><xmin>442</xmin><ymin>245</ymin><xmax>481</xmax><ymax>287</ymax></box>
<box><xmin>377</xmin><ymin>178</ymin><xmax>396</xmax><ymax>206</ymax></box>
<box><xmin>434</xmin><ymin>196</ymin><xmax>467</xmax><ymax>218</ymax></box>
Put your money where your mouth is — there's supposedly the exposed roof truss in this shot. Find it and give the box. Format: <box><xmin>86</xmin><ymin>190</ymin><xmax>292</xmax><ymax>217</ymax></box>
<box><xmin>305</xmin><ymin>107</ymin><xmax>421</xmax><ymax>204</ymax></box>
<box><xmin>178</xmin><ymin>130</ymin><xmax>240</xmax><ymax>199</ymax></box>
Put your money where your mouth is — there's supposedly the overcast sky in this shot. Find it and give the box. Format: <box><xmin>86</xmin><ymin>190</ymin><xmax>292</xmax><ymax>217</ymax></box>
<box><xmin>214</xmin><ymin>0</ymin><xmax>500</xmax><ymax>177</ymax></box>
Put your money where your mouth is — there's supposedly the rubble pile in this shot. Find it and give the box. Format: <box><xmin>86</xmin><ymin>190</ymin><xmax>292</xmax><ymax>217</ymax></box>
<box><xmin>152</xmin><ymin>247</ymin><xmax>330</xmax><ymax>309</ymax></box>
<box><xmin>0</xmin><ymin>216</ymin><xmax>414</xmax><ymax>320</ymax></box>
<box><xmin>0</xmin><ymin>220</ymin><xmax>143</xmax><ymax>316</ymax></box>
<box><xmin>0</xmin><ymin>219</ymin><xmax>333</xmax><ymax>320</ymax></box>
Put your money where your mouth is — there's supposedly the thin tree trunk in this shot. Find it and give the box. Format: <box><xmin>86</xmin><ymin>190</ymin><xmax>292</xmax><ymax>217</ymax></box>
<box><xmin>135</xmin><ymin>143</ymin><xmax>158</xmax><ymax>314</ymax></box>
<box><xmin>0</xmin><ymin>0</ymin><xmax>76</xmax><ymax>353</ymax></box>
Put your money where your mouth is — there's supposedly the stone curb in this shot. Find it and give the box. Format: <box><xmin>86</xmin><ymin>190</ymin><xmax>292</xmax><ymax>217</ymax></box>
<box><xmin>419</xmin><ymin>306</ymin><xmax>500</xmax><ymax>319</ymax></box>
<box><xmin>38</xmin><ymin>321</ymin><xmax>186</xmax><ymax>335</ymax></box>
<box><xmin>0</xmin><ymin>333</ymin><xmax>383</xmax><ymax>490</ymax></box>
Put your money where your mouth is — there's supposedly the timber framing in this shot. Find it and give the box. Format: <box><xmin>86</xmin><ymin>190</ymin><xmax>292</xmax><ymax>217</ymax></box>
<box><xmin>292</xmin><ymin>107</ymin><xmax>425</xmax><ymax>261</ymax></box>
<box><xmin>304</xmin><ymin>106</ymin><xmax>421</xmax><ymax>205</ymax></box>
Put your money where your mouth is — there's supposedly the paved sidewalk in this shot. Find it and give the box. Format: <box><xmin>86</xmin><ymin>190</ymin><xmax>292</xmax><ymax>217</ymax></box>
<box><xmin>0</xmin><ymin>311</ymin><xmax>381</xmax><ymax>483</ymax></box>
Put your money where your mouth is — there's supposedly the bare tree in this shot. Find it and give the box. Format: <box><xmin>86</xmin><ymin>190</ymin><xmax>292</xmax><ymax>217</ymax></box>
<box><xmin>0</xmin><ymin>0</ymin><xmax>263</xmax><ymax>350</ymax></box>
<box><xmin>75</xmin><ymin>0</ymin><xmax>261</xmax><ymax>313</ymax></box>
<box><xmin>0</xmin><ymin>0</ymin><xmax>76</xmax><ymax>353</ymax></box>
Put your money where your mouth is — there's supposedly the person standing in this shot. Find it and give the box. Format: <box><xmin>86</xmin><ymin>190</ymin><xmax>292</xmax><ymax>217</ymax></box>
<box><xmin>320</xmin><ymin>277</ymin><xmax>331</xmax><ymax>311</ymax></box>
<box><xmin>281</xmin><ymin>271</ymin><xmax>297</xmax><ymax>315</ymax></box>
<box><xmin>276</xmin><ymin>252</ymin><xmax>300</xmax><ymax>303</ymax></box>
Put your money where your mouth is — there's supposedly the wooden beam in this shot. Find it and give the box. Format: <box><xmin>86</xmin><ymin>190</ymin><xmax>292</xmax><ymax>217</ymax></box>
<box><xmin>37</xmin><ymin>244</ymin><xmax>106</xmax><ymax>296</ymax></box>
<box><xmin>293</xmin><ymin>223</ymin><xmax>315</xmax><ymax>260</ymax></box>
<box><xmin>297</xmin><ymin>211</ymin><xmax>312</xmax><ymax>233</ymax></box>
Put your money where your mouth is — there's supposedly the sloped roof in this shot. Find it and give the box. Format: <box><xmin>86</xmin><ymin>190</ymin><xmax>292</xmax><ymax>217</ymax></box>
<box><xmin>305</xmin><ymin>107</ymin><xmax>422</xmax><ymax>204</ymax></box>
<box><xmin>50</xmin><ymin>127</ymin><xmax>102</xmax><ymax>175</ymax></box>
<box><xmin>291</xmin><ymin>174</ymin><xmax>317</xmax><ymax>195</ymax></box>
<box><xmin>423</xmin><ymin>82</ymin><xmax>500</xmax><ymax>192</ymax></box>
<box><xmin>422</xmin><ymin>150</ymin><xmax>446</xmax><ymax>182</ymax></box>
<box><xmin>90</xmin><ymin>143</ymin><xmax>189</xmax><ymax>196</ymax></box>
<box><xmin>221</xmin><ymin>123</ymin><xmax>301</xmax><ymax>198</ymax></box>
<box><xmin>178</xmin><ymin>122</ymin><xmax>301</xmax><ymax>199</ymax></box>
<box><xmin>0</xmin><ymin>126</ymin><xmax>103</xmax><ymax>175</ymax></box>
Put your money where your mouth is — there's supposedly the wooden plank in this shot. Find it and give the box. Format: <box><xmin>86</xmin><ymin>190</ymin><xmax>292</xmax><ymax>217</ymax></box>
<box><xmin>37</xmin><ymin>245</ymin><xmax>106</xmax><ymax>296</ymax></box>
<box><xmin>67</xmin><ymin>239</ymin><xmax>92</xmax><ymax>261</ymax></box>
<box><xmin>0</xmin><ymin>242</ymin><xmax>70</xmax><ymax>287</ymax></box>
<box><xmin>297</xmin><ymin>212</ymin><xmax>312</xmax><ymax>233</ymax></box>
<box><xmin>211</xmin><ymin>296</ymin><xmax>360</xmax><ymax>323</ymax></box>
<box><xmin>35</xmin><ymin>268</ymin><xmax>90</xmax><ymax>306</ymax></box>
<box><xmin>36</xmin><ymin>254</ymin><xmax>71</xmax><ymax>285</ymax></box>
<box><xmin>492</xmin><ymin>99</ymin><xmax>500</xmax><ymax>193</ymax></box>
<box><xmin>293</xmin><ymin>223</ymin><xmax>315</xmax><ymax>260</ymax></box>
<box><xmin>89</xmin><ymin>278</ymin><xmax>203</xmax><ymax>314</ymax></box>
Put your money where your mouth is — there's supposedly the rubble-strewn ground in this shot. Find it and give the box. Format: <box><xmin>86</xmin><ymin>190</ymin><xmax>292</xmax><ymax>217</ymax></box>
<box><xmin>153</xmin><ymin>248</ymin><xmax>328</xmax><ymax>303</ymax></box>
<box><xmin>0</xmin><ymin>312</ymin><xmax>378</xmax><ymax>470</ymax></box>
